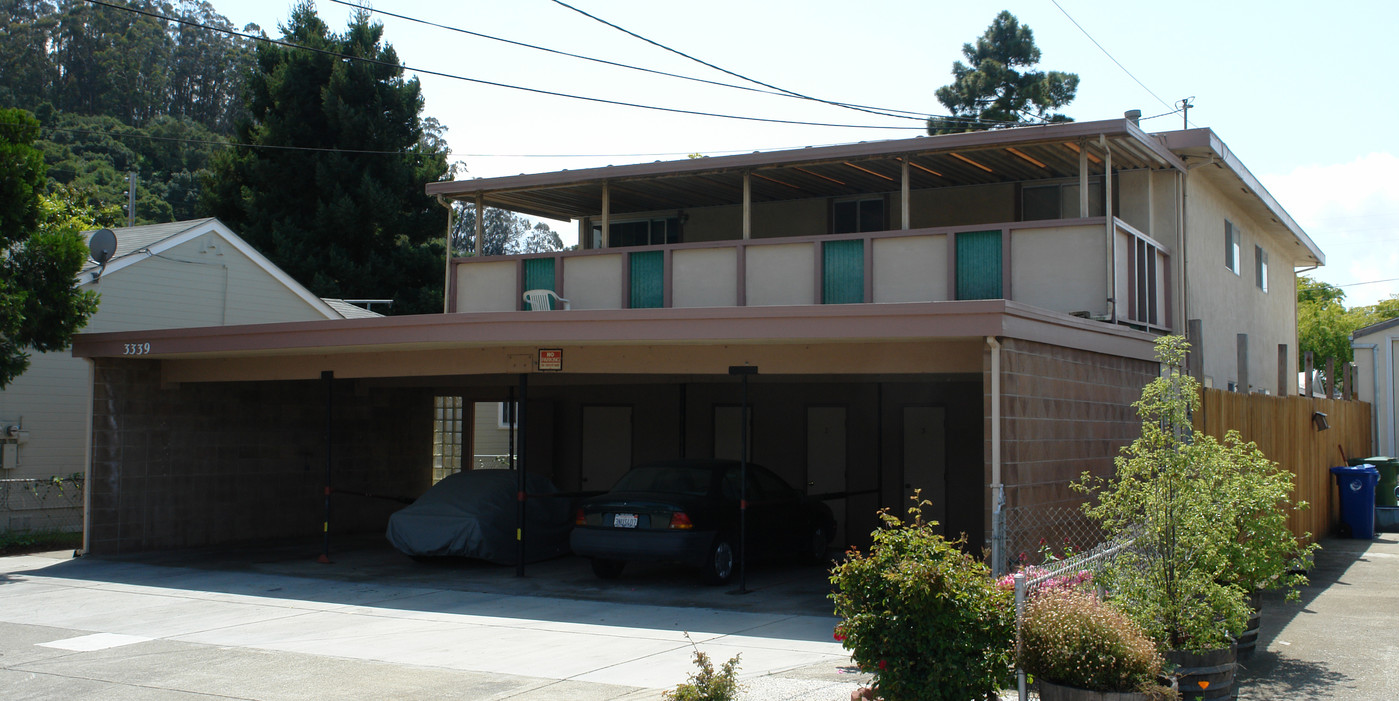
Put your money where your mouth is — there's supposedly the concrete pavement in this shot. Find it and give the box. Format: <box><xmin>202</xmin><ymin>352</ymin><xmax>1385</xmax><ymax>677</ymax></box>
<box><xmin>0</xmin><ymin>548</ymin><xmax>869</xmax><ymax>700</ymax></box>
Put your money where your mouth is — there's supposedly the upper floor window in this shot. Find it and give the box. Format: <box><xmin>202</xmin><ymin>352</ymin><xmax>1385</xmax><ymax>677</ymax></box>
<box><xmin>1022</xmin><ymin>180</ymin><xmax>1104</xmax><ymax>220</ymax></box>
<box><xmin>1255</xmin><ymin>245</ymin><xmax>1269</xmax><ymax>293</ymax></box>
<box><xmin>592</xmin><ymin>217</ymin><xmax>680</xmax><ymax>249</ymax></box>
<box><xmin>833</xmin><ymin>197</ymin><xmax>884</xmax><ymax>234</ymax></box>
<box><xmin>1224</xmin><ymin>221</ymin><xmax>1241</xmax><ymax>275</ymax></box>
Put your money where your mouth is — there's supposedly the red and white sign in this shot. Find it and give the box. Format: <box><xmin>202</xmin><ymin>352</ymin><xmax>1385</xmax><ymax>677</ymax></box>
<box><xmin>538</xmin><ymin>349</ymin><xmax>563</xmax><ymax>371</ymax></box>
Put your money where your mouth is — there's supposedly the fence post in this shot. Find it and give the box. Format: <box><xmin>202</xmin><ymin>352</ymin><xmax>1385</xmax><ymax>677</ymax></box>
<box><xmin>1236</xmin><ymin>333</ymin><xmax>1249</xmax><ymax>393</ymax></box>
<box><xmin>1015</xmin><ymin>572</ymin><xmax>1027</xmax><ymax>701</ymax></box>
<box><xmin>1325</xmin><ymin>357</ymin><xmax>1336</xmax><ymax>399</ymax></box>
<box><xmin>1305</xmin><ymin>351</ymin><xmax>1314</xmax><ymax>396</ymax></box>
<box><xmin>992</xmin><ymin>490</ymin><xmax>1007</xmax><ymax>577</ymax></box>
<box><xmin>1278</xmin><ymin>344</ymin><xmax>1288</xmax><ymax>397</ymax></box>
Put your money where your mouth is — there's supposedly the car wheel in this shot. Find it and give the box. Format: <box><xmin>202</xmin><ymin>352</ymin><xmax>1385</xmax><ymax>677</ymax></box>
<box><xmin>590</xmin><ymin>557</ymin><xmax>625</xmax><ymax>579</ymax></box>
<box><xmin>701</xmin><ymin>538</ymin><xmax>735</xmax><ymax>585</ymax></box>
<box><xmin>804</xmin><ymin>526</ymin><xmax>830</xmax><ymax>565</ymax></box>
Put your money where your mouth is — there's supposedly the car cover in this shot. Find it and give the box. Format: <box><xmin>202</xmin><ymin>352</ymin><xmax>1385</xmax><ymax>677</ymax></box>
<box><xmin>385</xmin><ymin>470</ymin><xmax>572</xmax><ymax>564</ymax></box>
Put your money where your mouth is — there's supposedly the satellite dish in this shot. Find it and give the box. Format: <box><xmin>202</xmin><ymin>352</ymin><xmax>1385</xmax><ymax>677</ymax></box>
<box><xmin>89</xmin><ymin>228</ymin><xmax>118</xmax><ymax>266</ymax></box>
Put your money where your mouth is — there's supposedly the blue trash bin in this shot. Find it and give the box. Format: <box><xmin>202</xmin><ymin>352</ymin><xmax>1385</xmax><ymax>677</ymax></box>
<box><xmin>1331</xmin><ymin>465</ymin><xmax>1379</xmax><ymax>539</ymax></box>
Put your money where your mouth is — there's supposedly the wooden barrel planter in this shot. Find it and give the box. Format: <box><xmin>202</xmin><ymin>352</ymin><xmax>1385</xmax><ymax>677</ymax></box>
<box><xmin>1167</xmin><ymin>645</ymin><xmax>1237</xmax><ymax>700</ymax></box>
<box><xmin>1037</xmin><ymin>677</ymin><xmax>1178</xmax><ymax>700</ymax></box>
<box><xmin>1236</xmin><ymin>591</ymin><xmax>1263</xmax><ymax>659</ymax></box>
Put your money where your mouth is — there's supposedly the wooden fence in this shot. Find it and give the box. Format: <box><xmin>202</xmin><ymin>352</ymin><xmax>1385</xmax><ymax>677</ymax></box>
<box><xmin>1194</xmin><ymin>388</ymin><xmax>1372</xmax><ymax>542</ymax></box>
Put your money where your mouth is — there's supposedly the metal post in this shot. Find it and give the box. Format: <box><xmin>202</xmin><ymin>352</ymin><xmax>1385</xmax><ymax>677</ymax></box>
<box><xmin>318</xmin><ymin>370</ymin><xmax>333</xmax><ymax>564</ymax></box>
<box><xmin>728</xmin><ymin>365</ymin><xmax>757</xmax><ymax>594</ymax></box>
<box><xmin>517</xmin><ymin>374</ymin><xmax>528</xmax><ymax>577</ymax></box>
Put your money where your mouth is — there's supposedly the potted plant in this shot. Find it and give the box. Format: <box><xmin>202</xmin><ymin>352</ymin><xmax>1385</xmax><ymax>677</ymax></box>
<box><xmin>829</xmin><ymin>493</ymin><xmax>1014</xmax><ymax>701</ymax></box>
<box><xmin>1075</xmin><ymin>337</ymin><xmax>1249</xmax><ymax>699</ymax></box>
<box><xmin>1020</xmin><ymin>587</ymin><xmax>1178</xmax><ymax>700</ymax></box>
<box><xmin>1213</xmin><ymin>436</ymin><xmax>1319</xmax><ymax>657</ymax></box>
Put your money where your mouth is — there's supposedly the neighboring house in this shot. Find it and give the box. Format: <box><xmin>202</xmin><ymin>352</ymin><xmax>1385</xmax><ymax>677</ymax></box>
<box><xmin>1354</xmin><ymin>317</ymin><xmax>1399</xmax><ymax>456</ymax></box>
<box><xmin>69</xmin><ymin>116</ymin><xmax>1324</xmax><ymax>558</ymax></box>
<box><xmin>0</xmin><ymin>218</ymin><xmax>347</xmax><ymax>534</ymax></box>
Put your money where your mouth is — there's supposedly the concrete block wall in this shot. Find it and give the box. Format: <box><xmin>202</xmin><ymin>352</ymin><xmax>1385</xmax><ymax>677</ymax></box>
<box><xmin>88</xmin><ymin>359</ymin><xmax>432</xmax><ymax>554</ymax></box>
<box><xmin>984</xmin><ymin>339</ymin><xmax>1158</xmax><ymax>555</ymax></box>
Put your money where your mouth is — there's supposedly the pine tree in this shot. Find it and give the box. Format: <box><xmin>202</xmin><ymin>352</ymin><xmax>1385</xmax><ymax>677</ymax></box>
<box><xmin>201</xmin><ymin>3</ymin><xmax>451</xmax><ymax>314</ymax></box>
<box><xmin>928</xmin><ymin>11</ymin><xmax>1078</xmax><ymax>134</ymax></box>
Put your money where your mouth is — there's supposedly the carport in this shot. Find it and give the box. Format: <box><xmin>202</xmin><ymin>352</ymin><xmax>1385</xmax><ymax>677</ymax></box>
<box><xmin>72</xmin><ymin>299</ymin><xmax>1159</xmax><ymax>582</ymax></box>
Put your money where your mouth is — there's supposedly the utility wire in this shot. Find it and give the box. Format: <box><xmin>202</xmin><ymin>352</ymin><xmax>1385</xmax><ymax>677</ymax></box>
<box><xmin>328</xmin><ymin>0</ymin><xmax>956</xmax><ymax>123</ymax></box>
<box><xmin>82</xmin><ymin>0</ymin><xmax>925</xmax><ymax>131</ymax></box>
<box><xmin>1050</xmin><ymin>0</ymin><xmax>1174</xmax><ymax>112</ymax></box>
<box><xmin>547</xmin><ymin>0</ymin><xmax>995</xmax><ymax>124</ymax></box>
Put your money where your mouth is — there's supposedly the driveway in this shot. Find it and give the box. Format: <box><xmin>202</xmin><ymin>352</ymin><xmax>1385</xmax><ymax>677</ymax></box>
<box><xmin>0</xmin><ymin>538</ymin><xmax>868</xmax><ymax>700</ymax></box>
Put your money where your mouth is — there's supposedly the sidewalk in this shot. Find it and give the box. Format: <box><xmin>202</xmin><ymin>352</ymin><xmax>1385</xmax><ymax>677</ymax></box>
<box><xmin>0</xmin><ymin>550</ymin><xmax>870</xmax><ymax>700</ymax></box>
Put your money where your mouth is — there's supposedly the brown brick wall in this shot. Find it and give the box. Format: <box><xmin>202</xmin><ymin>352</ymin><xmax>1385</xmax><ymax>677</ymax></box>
<box><xmin>984</xmin><ymin>338</ymin><xmax>1157</xmax><ymax>555</ymax></box>
<box><xmin>89</xmin><ymin>359</ymin><xmax>432</xmax><ymax>554</ymax></box>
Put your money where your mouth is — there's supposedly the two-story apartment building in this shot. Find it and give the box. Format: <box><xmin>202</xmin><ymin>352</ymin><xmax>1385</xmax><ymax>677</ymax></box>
<box><xmin>69</xmin><ymin>116</ymin><xmax>1322</xmax><ymax>561</ymax></box>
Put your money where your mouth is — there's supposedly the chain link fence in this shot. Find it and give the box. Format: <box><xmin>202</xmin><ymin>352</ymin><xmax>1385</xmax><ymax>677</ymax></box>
<box><xmin>1</xmin><ymin>477</ymin><xmax>85</xmax><ymax>536</ymax></box>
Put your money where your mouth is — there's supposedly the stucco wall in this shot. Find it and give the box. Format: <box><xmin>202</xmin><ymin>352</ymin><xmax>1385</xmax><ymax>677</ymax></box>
<box><xmin>1185</xmin><ymin>176</ymin><xmax>1299</xmax><ymax>394</ymax></box>
<box><xmin>87</xmin><ymin>360</ymin><xmax>432</xmax><ymax>554</ymax></box>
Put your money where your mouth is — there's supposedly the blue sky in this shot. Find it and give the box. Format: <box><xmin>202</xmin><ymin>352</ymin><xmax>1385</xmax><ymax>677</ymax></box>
<box><xmin>223</xmin><ymin>1</ymin><xmax>1399</xmax><ymax>305</ymax></box>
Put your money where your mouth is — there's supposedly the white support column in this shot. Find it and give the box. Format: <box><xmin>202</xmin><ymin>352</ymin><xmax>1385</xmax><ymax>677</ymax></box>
<box><xmin>601</xmin><ymin>181</ymin><xmax>611</xmax><ymax>248</ymax></box>
<box><xmin>901</xmin><ymin>157</ymin><xmax>911</xmax><ymax>230</ymax></box>
<box><xmin>742</xmin><ymin>171</ymin><xmax>752</xmax><ymax>240</ymax></box>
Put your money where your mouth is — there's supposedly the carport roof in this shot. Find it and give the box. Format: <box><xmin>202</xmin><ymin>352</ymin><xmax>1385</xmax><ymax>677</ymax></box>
<box><xmin>425</xmin><ymin>118</ymin><xmax>1186</xmax><ymax>220</ymax></box>
<box><xmin>71</xmin><ymin>300</ymin><xmax>1161</xmax><ymax>381</ymax></box>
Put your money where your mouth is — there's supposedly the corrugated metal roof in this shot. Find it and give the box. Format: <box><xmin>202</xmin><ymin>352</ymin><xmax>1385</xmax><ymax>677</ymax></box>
<box><xmin>321</xmin><ymin>299</ymin><xmax>384</xmax><ymax>319</ymax></box>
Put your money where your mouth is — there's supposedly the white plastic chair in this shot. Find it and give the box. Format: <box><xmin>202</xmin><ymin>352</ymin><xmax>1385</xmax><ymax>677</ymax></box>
<box><xmin>523</xmin><ymin>289</ymin><xmax>570</xmax><ymax>311</ymax></box>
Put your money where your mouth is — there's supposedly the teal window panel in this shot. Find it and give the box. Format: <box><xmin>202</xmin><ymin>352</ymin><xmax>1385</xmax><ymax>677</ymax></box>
<box><xmin>522</xmin><ymin>258</ymin><xmax>557</xmax><ymax>308</ymax></box>
<box><xmin>629</xmin><ymin>251</ymin><xmax>664</xmax><ymax>308</ymax></box>
<box><xmin>955</xmin><ymin>230</ymin><xmax>1002</xmax><ymax>300</ymax></box>
<box><xmin>822</xmin><ymin>239</ymin><xmax>865</xmax><ymax>304</ymax></box>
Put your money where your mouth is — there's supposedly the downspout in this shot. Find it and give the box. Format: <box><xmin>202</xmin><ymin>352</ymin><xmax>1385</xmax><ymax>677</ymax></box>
<box><xmin>1100</xmin><ymin>135</ymin><xmax>1116</xmax><ymax>322</ymax></box>
<box><xmin>80</xmin><ymin>358</ymin><xmax>94</xmax><ymax>557</ymax></box>
<box><xmin>987</xmin><ymin>336</ymin><xmax>1005</xmax><ymax>574</ymax></box>
<box><xmin>436</xmin><ymin>195</ymin><xmax>454</xmax><ymax>314</ymax></box>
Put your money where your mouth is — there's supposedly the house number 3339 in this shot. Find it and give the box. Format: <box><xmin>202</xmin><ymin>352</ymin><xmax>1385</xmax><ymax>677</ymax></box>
<box><xmin>123</xmin><ymin>343</ymin><xmax>152</xmax><ymax>355</ymax></box>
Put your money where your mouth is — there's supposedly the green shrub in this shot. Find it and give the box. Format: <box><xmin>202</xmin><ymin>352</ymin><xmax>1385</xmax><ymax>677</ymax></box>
<box><xmin>1021</xmin><ymin>587</ymin><xmax>1173</xmax><ymax>698</ymax></box>
<box><xmin>829</xmin><ymin>494</ymin><xmax>1014</xmax><ymax>701</ymax></box>
<box><xmin>664</xmin><ymin>634</ymin><xmax>742</xmax><ymax>701</ymax></box>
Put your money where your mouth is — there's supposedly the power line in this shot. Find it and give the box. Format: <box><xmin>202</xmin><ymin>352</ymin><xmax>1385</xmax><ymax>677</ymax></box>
<box><xmin>1338</xmin><ymin>277</ymin><xmax>1399</xmax><ymax>288</ymax></box>
<box><xmin>81</xmin><ymin>0</ymin><xmax>925</xmax><ymax>131</ymax></box>
<box><xmin>327</xmin><ymin>0</ymin><xmax>949</xmax><ymax>123</ymax></box>
<box><xmin>1050</xmin><ymin>0</ymin><xmax>1175</xmax><ymax>113</ymax></box>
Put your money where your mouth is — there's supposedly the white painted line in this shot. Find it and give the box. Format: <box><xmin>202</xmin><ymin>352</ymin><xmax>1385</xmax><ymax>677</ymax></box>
<box><xmin>39</xmin><ymin>633</ymin><xmax>152</xmax><ymax>652</ymax></box>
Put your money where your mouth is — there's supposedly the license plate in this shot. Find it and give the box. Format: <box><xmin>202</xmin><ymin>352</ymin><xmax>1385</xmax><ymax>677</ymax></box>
<box><xmin>613</xmin><ymin>513</ymin><xmax>638</xmax><ymax>528</ymax></box>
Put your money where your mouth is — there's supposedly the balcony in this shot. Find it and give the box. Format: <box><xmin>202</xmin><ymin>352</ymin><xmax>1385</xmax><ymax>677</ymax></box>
<box><xmin>450</xmin><ymin>216</ymin><xmax>1171</xmax><ymax>333</ymax></box>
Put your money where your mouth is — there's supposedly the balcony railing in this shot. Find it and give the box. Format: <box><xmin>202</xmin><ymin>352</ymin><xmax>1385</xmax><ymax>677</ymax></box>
<box><xmin>449</xmin><ymin>217</ymin><xmax>1170</xmax><ymax>331</ymax></box>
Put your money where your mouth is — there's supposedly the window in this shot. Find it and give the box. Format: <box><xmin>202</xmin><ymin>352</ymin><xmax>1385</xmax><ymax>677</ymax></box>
<box><xmin>497</xmin><ymin>401</ymin><xmax>518</xmax><ymax>429</ymax></box>
<box><xmin>1021</xmin><ymin>180</ymin><xmax>1105</xmax><ymax>220</ymax></box>
<box><xmin>432</xmin><ymin>396</ymin><xmax>465</xmax><ymax>483</ymax></box>
<box><xmin>1133</xmin><ymin>238</ymin><xmax>1160</xmax><ymax>325</ymax></box>
<box><xmin>1255</xmin><ymin>245</ymin><xmax>1269</xmax><ymax>293</ymax></box>
<box><xmin>833</xmin><ymin>197</ymin><xmax>884</xmax><ymax>234</ymax></box>
<box><xmin>1225</xmin><ymin>221</ymin><xmax>1240</xmax><ymax>275</ymax></box>
<box><xmin>593</xmin><ymin>217</ymin><xmax>680</xmax><ymax>248</ymax></box>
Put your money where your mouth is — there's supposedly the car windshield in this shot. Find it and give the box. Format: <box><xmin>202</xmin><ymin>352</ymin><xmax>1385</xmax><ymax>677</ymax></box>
<box><xmin>611</xmin><ymin>465</ymin><xmax>713</xmax><ymax>496</ymax></box>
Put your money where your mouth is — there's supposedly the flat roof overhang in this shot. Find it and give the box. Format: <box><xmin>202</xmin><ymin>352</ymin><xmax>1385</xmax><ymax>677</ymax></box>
<box><xmin>426</xmin><ymin>118</ymin><xmax>1186</xmax><ymax>220</ymax></box>
<box><xmin>72</xmin><ymin>301</ymin><xmax>1161</xmax><ymax>383</ymax></box>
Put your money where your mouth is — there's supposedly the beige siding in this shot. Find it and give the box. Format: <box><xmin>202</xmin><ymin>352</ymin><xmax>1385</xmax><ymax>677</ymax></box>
<box><xmin>872</xmin><ymin>235</ymin><xmax>948</xmax><ymax>303</ymax></box>
<box><xmin>86</xmin><ymin>233</ymin><xmax>328</xmax><ymax>332</ymax></box>
<box><xmin>1011</xmin><ymin>225</ymin><xmax>1106</xmax><ymax>316</ymax></box>
<box><xmin>1185</xmin><ymin>178</ymin><xmax>1300</xmax><ymax>395</ymax></box>
<box><xmin>454</xmin><ymin>260</ymin><xmax>518</xmax><ymax>312</ymax></box>
<box><xmin>473</xmin><ymin>401</ymin><xmax>514</xmax><ymax>468</ymax></box>
<box><xmin>910</xmin><ymin>183</ymin><xmax>1015</xmax><ymax>228</ymax></box>
<box><xmin>563</xmin><ymin>254</ymin><xmax>624</xmax><ymax>310</ymax></box>
<box><xmin>673</xmin><ymin>248</ymin><xmax>738</xmax><ymax>307</ymax></box>
<box><xmin>751</xmin><ymin>199</ymin><xmax>827</xmax><ymax>239</ymax></box>
<box><xmin>746</xmin><ymin>243</ymin><xmax>816</xmax><ymax>306</ymax></box>
<box><xmin>1</xmin><ymin>228</ymin><xmax>330</xmax><ymax>485</ymax></box>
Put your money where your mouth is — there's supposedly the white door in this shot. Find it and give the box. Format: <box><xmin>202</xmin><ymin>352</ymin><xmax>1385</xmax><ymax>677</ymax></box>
<box><xmin>807</xmin><ymin>406</ymin><xmax>847</xmax><ymax>544</ymax></box>
<box><xmin>902</xmin><ymin>406</ymin><xmax>946</xmax><ymax>526</ymax></box>
<box><xmin>581</xmin><ymin>406</ymin><xmax>632</xmax><ymax>490</ymax></box>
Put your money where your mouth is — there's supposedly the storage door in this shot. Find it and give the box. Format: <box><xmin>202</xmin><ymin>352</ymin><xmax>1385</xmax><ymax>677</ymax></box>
<box><xmin>955</xmin><ymin>230</ymin><xmax>1002</xmax><ymax>300</ymax></box>
<box><xmin>629</xmin><ymin>251</ymin><xmax>664</xmax><ymax>308</ymax></box>
<box><xmin>822</xmin><ymin>239</ymin><xmax>864</xmax><ymax>304</ymax></box>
